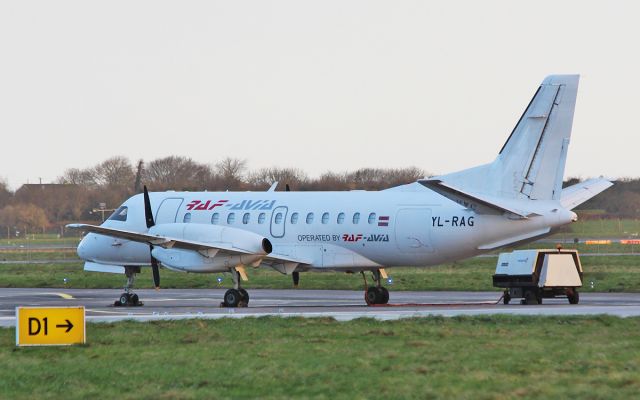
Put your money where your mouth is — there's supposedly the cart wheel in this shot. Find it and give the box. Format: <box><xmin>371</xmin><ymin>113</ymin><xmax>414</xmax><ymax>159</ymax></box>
<box><xmin>524</xmin><ymin>290</ymin><xmax>538</xmax><ymax>305</ymax></box>
<box><xmin>567</xmin><ymin>289</ymin><xmax>579</xmax><ymax>305</ymax></box>
<box><xmin>503</xmin><ymin>292</ymin><xmax>511</xmax><ymax>305</ymax></box>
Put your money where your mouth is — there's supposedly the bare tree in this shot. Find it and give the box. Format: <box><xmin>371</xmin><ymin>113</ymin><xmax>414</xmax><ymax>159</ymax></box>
<box><xmin>247</xmin><ymin>167</ymin><xmax>308</xmax><ymax>190</ymax></box>
<box><xmin>0</xmin><ymin>179</ymin><xmax>12</xmax><ymax>208</ymax></box>
<box><xmin>93</xmin><ymin>156</ymin><xmax>134</xmax><ymax>188</ymax></box>
<box><xmin>134</xmin><ymin>159</ymin><xmax>144</xmax><ymax>193</ymax></box>
<box><xmin>58</xmin><ymin>167</ymin><xmax>95</xmax><ymax>186</ymax></box>
<box><xmin>0</xmin><ymin>204</ymin><xmax>49</xmax><ymax>233</ymax></box>
<box><xmin>143</xmin><ymin>156</ymin><xmax>213</xmax><ymax>191</ymax></box>
<box><xmin>303</xmin><ymin>172</ymin><xmax>350</xmax><ymax>191</ymax></box>
<box><xmin>215</xmin><ymin>157</ymin><xmax>247</xmax><ymax>190</ymax></box>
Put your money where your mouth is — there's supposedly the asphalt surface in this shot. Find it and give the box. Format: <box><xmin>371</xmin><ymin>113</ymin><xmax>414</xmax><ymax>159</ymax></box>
<box><xmin>1</xmin><ymin>288</ymin><xmax>640</xmax><ymax>326</ymax></box>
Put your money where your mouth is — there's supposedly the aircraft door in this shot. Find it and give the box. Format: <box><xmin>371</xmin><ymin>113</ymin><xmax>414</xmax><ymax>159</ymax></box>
<box><xmin>155</xmin><ymin>198</ymin><xmax>184</xmax><ymax>224</ymax></box>
<box><xmin>270</xmin><ymin>206</ymin><xmax>288</xmax><ymax>238</ymax></box>
<box><xmin>395</xmin><ymin>208</ymin><xmax>434</xmax><ymax>253</ymax></box>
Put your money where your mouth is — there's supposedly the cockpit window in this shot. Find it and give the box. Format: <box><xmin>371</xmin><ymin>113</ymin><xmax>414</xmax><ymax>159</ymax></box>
<box><xmin>108</xmin><ymin>206</ymin><xmax>128</xmax><ymax>222</ymax></box>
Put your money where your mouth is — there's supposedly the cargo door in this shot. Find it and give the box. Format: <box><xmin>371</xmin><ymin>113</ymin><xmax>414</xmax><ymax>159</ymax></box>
<box><xmin>395</xmin><ymin>208</ymin><xmax>434</xmax><ymax>253</ymax></box>
<box><xmin>155</xmin><ymin>198</ymin><xmax>184</xmax><ymax>224</ymax></box>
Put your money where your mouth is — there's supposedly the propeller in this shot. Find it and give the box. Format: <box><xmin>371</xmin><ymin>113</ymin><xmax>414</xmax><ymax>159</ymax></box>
<box><xmin>143</xmin><ymin>186</ymin><xmax>161</xmax><ymax>289</ymax></box>
<box><xmin>285</xmin><ymin>184</ymin><xmax>298</xmax><ymax>287</ymax></box>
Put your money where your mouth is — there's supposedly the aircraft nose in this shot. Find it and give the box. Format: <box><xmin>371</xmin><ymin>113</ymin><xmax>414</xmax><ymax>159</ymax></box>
<box><xmin>77</xmin><ymin>234</ymin><xmax>94</xmax><ymax>261</ymax></box>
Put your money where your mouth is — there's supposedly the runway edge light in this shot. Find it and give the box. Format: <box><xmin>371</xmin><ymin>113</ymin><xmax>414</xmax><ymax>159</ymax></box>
<box><xmin>16</xmin><ymin>306</ymin><xmax>86</xmax><ymax>347</ymax></box>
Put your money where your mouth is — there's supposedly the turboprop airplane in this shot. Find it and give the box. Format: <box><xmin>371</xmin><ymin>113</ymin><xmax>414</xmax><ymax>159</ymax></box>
<box><xmin>68</xmin><ymin>75</ymin><xmax>612</xmax><ymax>307</ymax></box>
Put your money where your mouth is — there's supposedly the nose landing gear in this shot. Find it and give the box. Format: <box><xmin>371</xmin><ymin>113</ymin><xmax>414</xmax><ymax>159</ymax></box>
<box><xmin>361</xmin><ymin>269</ymin><xmax>390</xmax><ymax>306</ymax></box>
<box><xmin>115</xmin><ymin>266</ymin><xmax>143</xmax><ymax>307</ymax></box>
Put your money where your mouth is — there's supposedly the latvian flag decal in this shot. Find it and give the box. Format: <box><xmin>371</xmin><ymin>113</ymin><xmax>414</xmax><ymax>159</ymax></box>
<box><xmin>378</xmin><ymin>216</ymin><xmax>389</xmax><ymax>227</ymax></box>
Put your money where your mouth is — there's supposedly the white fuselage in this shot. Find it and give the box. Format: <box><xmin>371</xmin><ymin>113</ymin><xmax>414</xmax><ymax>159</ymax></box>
<box><xmin>78</xmin><ymin>183</ymin><xmax>576</xmax><ymax>273</ymax></box>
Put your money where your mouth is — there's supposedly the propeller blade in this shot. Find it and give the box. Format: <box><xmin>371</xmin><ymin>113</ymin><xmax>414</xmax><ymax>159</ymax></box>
<box><xmin>151</xmin><ymin>255</ymin><xmax>160</xmax><ymax>289</ymax></box>
<box><xmin>285</xmin><ymin>184</ymin><xmax>290</xmax><ymax>192</ymax></box>
<box><xmin>292</xmin><ymin>271</ymin><xmax>299</xmax><ymax>288</ymax></box>
<box><xmin>143</xmin><ymin>185</ymin><xmax>155</xmax><ymax>228</ymax></box>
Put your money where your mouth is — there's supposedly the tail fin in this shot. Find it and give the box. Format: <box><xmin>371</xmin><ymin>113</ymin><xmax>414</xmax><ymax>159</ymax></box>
<box><xmin>433</xmin><ymin>75</ymin><xmax>580</xmax><ymax>201</ymax></box>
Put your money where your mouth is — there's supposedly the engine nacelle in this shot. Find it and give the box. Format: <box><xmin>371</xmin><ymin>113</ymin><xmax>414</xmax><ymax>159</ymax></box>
<box><xmin>149</xmin><ymin>223</ymin><xmax>272</xmax><ymax>254</ymax></box>
<box><xmin>151</xmin><ymin>247</ymin><xmax>263</xmax><ymax>272</ymax></box>
<box><xmin>148</xmin><ymin>223</ymin><xmax>272</xmax><ymax>272</ymax></box>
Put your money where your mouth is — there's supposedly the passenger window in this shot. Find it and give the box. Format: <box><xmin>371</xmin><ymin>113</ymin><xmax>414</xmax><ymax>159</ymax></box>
<box><xmin>211</xmin><ymin>213</ymin><xmax>220</xmax><ymax>224</ymax></box>
<box><xmin>352</xmin><ymin>212</ymin><xmax>360</xmax><ymax>224</ymax></box>
<box><xmin>306</xmin><ymin>212</ymin><xmax>314</xmax><ymax>224</ymax></box>
<box><xmin>258</xmin><ymin>213</ymin><xmax>266</xmax><ymax>224</ymax></box>
<box><xmin>321</xmin><ymin>212</ymin><xmax>329</xmax><ymax>224</ymax></box>
<box><xmin>227</xmin><ymin>213</ymin><xmax>236</xmax><ymax>224</ymax></box>
<box><xmin>242</xmin><ymin>213</ymin><xmax>250</xmax><ymax>224</ymax></box>
<box><xmin>275</xmin><ymin>212</ymin><xmax>283</xmax><ymax>224</ymax></box>
<box><xmin>183</xmin><ymin>213</ymin><xmax>192</xmax><ymax>223</ymax></box>
<box><xmin>108</xmin><ymin>206</ymin><xmax>128</xmax><ymax>222</ymax></box>
<box><xmin>291</xmin><ymin>212</ymin><xmax>299</xmax><ymax>224</ymax></box>
<box><xmin>337</xmin><ymin>212</ymin><xmax>345</xmax><ymax>224</ymax></box>
<box><xmin>368</xmin><ymin>213</ymin><xmax>376</xmax><ymax>224</ymax></box>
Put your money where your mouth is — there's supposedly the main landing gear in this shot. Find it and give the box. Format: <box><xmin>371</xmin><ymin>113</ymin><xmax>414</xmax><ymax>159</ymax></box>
<box><xmin>361</xmin><ymin>269</ymin><xmax>389</xmax><ymax>306</ymax></box>
<box><xmin>115</xmin><ymin>266</ymin><xmax>143</xmax><ymax>307</ymax></box>
<box><xmin>221</xmin><ymin>268</ymin><xmax>250</xmax><ymax>308</ymax></box>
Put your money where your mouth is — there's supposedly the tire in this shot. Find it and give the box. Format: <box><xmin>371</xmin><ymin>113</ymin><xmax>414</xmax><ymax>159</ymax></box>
<box><xmin>503</xmin><ymin>292</ymin><xmax>511</xmax><ymax>305</ymax></box>
<box><xmin>524</xmin><ymin>290</ymin><xmax>538</xmax><ymax>305</ymax></box>
<box><xmin>568</xmin><ymin>289</ymin><xmax>579</xmax><ymax>305</ymax></box>
<box><xmin>365</xmin><ymin>287</ymin><xmax>379</xmax><ymax>305</ymax></box>
<box><xmin>238</xmin><ymin>289</ymin><xmax>249</xmax><ymax>307</ymax></box>
<box><xmin>119</xmin><ymin>293</ymin><xmax>130</xmax><ymax>306</ymax></box>
<box><xmin>378</xmin><ymin>287</ymin><xmax>389</xmax><ymax>304</ymax></box>
<box><xmin>130</xmin><ymin>293</ymin><xmax>139</xmax><ymax>306</ymax></box>
<box><xmin>224</xmin><ymin>289</ymin><xmax>241</xmax><ymax>307</ymax></box>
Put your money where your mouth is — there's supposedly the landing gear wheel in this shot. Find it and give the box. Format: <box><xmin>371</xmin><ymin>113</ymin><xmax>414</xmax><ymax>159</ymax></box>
<box><xmin>503</xmin><ymin>291</ymin><xmax>511</xmax><ymax>305</ymax></box>
<box><xmin>238</xmin><ymin>288</ymin><xmax>250</xmax><ymax>307</ymax></box>
<box><xmin>378</xmin><ymin>287</ymin><xmax>389</xmax><ymax>304</ymax></box>
<box><xmin>118</xmin><ymin>293</ymin><xmax>130</xmax><ymax>306</ymax></box>
<box><xmin>365</xmin><ymin>287</ymin><xmax>389</xmax><ymax>305</ymax></box>
<box><xmin>365</xmin><ymin>287</ymin><xmax>379</xmax><ymax>305</ymax></box>
<box><xmin>523</xmin><ymin>290</ymin><xmax>539</xmax><ymax>305</ymax></box>
<box><xmin>223</xmin><ymin>289</ymin><xmax>241</xmax><ymax>308</ymax></box>
<box><xmin>130</xmin><ymin>293</ymin><xmax>140</xmax><ymax>306</ymax></box>
<box><xmin>567</xmin><ymin>289</ymin><xmax>579</xmax><ymax>304</ymax></box>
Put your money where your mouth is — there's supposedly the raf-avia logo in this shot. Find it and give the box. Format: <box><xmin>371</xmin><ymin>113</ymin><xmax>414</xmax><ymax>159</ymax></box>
<box><xmin>342</xmin><ymin>234</ymin><xmax>390</xmax><ymax>242</ymax></box>
<box><xmin>186</xmin><ymin>199</ymin><xmax>276</xmax><ymax>211</ymax></box>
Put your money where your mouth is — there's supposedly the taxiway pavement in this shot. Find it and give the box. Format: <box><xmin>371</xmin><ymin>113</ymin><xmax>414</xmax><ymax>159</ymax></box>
<box><xmin>1</xmin><ymin>288</ymin><xmax>640</xmax><ymax>326</ymax></box>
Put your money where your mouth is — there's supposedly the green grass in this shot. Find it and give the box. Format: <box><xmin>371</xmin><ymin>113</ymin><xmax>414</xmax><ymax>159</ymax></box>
<box><xmin>1</xmin><ymin>316</ymin><xmax>639</xmax><ymax>399</ymax></box>
<box><xmin>1</xmin><ymin>255</ymin><xmax>639</xmax><ymax>292</ymax></box>
<box><xmin>0</xmin><ymin>249</ymin><xmax>78</xmax><ymax>261</ymax></box>
<box><xmin>0</xmin><ymin>235</ymin><xmax>81</xmax><ymax>247</ymax></box>
<box><xmin>552</xmin><ymin>218</ymin><xmax>640</xmax><ymax>239</ymax></box>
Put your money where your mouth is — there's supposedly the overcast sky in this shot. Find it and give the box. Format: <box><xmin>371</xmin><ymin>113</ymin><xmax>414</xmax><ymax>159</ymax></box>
<box><xmin>0</xmin><ymin>1</ymin><xmax>637</xmax><ymax>189</ymax></box>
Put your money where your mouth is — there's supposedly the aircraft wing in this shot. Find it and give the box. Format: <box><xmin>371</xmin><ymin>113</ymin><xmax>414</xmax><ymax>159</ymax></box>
<box><xmin>419</xmin><ymin>179</ymin><xmax>537</xmax><ymax>218</ymax></box>
<box><xmin>67</xmin><ymin>223</ymin><xmax>257</xmax><ymax>254</ymax></box>
<box><xmin>560</xmin><ymin>178</ymin><xmax>613</xmax><ymax>210</ymax></box>
<box><xmin>68</xmin><ymin>223</ymin><xmax>312</xmax><ymax>268</ymax></box>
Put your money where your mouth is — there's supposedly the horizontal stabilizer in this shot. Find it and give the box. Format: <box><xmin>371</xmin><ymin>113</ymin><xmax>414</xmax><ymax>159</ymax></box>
<box><xmin>419</xmin><ymin>179</ymin><xmax>536</xmax><ymax>218</ymax></box>
<box><xmin>560</xmin><ymin>178</ymin><xmax>613</xmax><ymax>210</ymax></box>
<box><xmin>478</xmin><ymin>227</ymin><xmax>551</xmax><ymax>250</ymax></box>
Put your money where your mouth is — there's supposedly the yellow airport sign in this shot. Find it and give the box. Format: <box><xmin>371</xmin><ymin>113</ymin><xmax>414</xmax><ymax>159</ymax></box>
<box><xmin>16</xmin><ymin>306</ymin><xmax>85</xmax><ymax>346</ymax></box>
